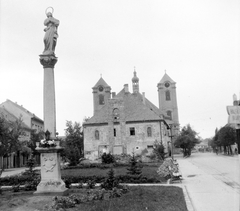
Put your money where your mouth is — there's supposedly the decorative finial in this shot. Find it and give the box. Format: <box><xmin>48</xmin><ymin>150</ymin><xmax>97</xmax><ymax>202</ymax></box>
<box><xmin>100</xmin><ymin>74</ymin><xmax>102</xmax><ymax>78</ymax></box>
<box><xmin>165</xmin><ymin>69</ymin><xmax>166</xmax><ymax>73</ymax></box>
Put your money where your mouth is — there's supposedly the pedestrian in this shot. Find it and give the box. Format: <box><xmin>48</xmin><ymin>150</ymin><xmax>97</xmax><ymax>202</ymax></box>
<box><xmin>235</xmin><ymin>148</ymin><xmax>238</xmax><ymax>155</ymax></box>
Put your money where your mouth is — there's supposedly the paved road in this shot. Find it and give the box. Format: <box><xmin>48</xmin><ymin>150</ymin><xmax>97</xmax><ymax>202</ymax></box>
<box><xmin>176</xmin><ymin>152</ymin><xmax>240</xmax><ymax>211</ymax></box>
<box><xmin>185</xmin><ymin>152</ymin><xmax>240</xmax><ymax>193</ymax></box>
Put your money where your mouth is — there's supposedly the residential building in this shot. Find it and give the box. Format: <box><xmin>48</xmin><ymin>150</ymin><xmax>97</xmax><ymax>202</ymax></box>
<box><xmin>0</xmin><ymin>99</ymin><xmax>44</xmax><ymax>169</ymax></box>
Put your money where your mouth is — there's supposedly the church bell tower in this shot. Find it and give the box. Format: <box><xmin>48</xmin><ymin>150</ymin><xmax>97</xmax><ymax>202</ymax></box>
<box><xmin>157</xmin><ymin>72</ymin><xmax>179</xmax><ymax>133</ymax></box>
<box><xmin>92</xmin><ymin>77</ymin><xmax>111</xmax><ymax>115</ymax></box>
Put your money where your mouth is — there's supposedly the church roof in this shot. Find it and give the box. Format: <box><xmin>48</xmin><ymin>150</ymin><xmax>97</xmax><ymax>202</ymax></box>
<box><xmin>159</xmin><ymin>73</ymin><xmax>175</xmax><ymax>84</ymax></box>
<box><xmin>93</xmin><ymin>77</ymin><xmax>110</xmax><ymax>88</ymax></box>
<box><xmin>84</xmin><ymin>89</ymin><xmax>164</xmax><ymax>125</ymax></box>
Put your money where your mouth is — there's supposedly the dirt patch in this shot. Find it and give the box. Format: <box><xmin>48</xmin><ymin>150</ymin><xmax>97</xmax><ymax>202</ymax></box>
<box><xmin>0</xmin><ymin>191</ymin><xmax>53</xmax><ymax>211</ymax></box>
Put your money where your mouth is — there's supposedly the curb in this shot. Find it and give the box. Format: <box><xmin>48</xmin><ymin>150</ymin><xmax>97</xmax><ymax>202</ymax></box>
<box><xmin>182</xmin><ymin>185</ymin><xmax>196</xmax><ymax>211</ymax></box>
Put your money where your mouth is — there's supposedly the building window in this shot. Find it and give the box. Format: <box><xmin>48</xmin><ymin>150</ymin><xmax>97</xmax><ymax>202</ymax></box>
<box><xmin>147</xmin><ymin>127</ymin><xmax>152</xmax><ymax>137</ymax></box>
<box><xmin>167</xmin><ymin>111</ymin><xmax>172</xmax><ymax>120</ymax></box>
<box><xmin>99</xmin><ymin>94</ymin><xmax>104</xmax><ymax>105</ymax></box>
<box><xmin>114</xmin><ymin>128</ymin><xmax>116</xmax><ymax>137</ymax></box>
<box><xmin>165</xmin><ymin>90</ymin><xmax>171</xmax><ymax>101</ymax></box>
<box><xmin>130</xmin><ymin>127</ymin><xmax>135</xmax><ymax>136</ymax></box>
<box><xmin>95</xmin><ymin>130</ymin><xmax>99</xmax><ymax>140</ymax></box>
<box><xmin>113</xmin><ymin>108</ymin><xmax>120</xmax><ymax>120</ymax></box>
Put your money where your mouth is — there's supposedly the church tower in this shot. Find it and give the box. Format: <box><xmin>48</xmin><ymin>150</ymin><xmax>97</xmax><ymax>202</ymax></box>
<box><xmin>157</xmin><ymin>73</ymin><xmax>179</xmax><ymax>133</ymax></box>
<box><xmin>92</xmin><ymin>77</ymin><xmax>111</xmax><ymax>115</ymax></box>
<box><xmin>132</xmin><ymin>69</ymin><xmax>139</xmax><ymax>93</ymax></box>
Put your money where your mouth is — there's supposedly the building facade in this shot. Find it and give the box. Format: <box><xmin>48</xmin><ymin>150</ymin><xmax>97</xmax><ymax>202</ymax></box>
<box><xmin>0</xmin><ymin>99</ymin><xmax>44</xmax><ymax>169</ymax></box>
<box><xmin>83</xmin><ymin>72</ymin><xmax>179</xmax><ymax>160</ymax></box>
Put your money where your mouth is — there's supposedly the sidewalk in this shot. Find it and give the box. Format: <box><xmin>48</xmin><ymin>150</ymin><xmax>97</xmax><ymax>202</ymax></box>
<box><xmin>176</xmin><ymin>155</ymin><xmax>239</xmax><ymax>211</ymax></box>
<box><xmin>1</xmin><ymin>167</ymin><xmax>27</xmax><ymax>177</ymax></box>
<box><xmin>1</xmin><ymin>167</ymin><xmax>41</xmax><ymax>177</ymax></box>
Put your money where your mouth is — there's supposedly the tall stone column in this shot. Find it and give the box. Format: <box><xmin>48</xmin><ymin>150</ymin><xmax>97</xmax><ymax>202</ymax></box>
<box><xmin>40</xmin><ymin>55</ymin><xmax>57</xmax><ymax>139</ymax></box>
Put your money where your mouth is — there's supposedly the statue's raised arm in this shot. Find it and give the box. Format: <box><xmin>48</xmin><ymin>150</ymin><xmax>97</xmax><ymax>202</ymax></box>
<box><xmin>42</xmin><ymin>11</ymin><xmax>60</xmax><ymax>56</ymax></box>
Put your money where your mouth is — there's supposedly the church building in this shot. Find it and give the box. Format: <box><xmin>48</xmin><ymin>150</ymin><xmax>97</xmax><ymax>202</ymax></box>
<box><xmin>83</xmin><ymin>71</ymin><xmax>179</xmax><ymax>160</ymax></box>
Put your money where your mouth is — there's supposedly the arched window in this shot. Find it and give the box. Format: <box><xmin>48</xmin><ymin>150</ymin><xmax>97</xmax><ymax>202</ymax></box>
<box><xmin>95</xmin><ymin>130</ymin><xmax>99</xmax><ymax>140</ymax></box>
<box><xmin>165</xmin><ymin>90</ymin><xmax>171</xmax><ymax>101</ymax></box>
<box><xmin>99</xmin><ymin>94</ymin><xmax>104</xmax><ymax>105</ymax></box>
<box><xmin>167</xmin><ymin>111</ymin><xmax>172</xmax><ymax>120</ymax></box>
<box><xmin>147</xmin><ymin>127</ymin><xmax>152</xmax><ymax>137</ymax></box>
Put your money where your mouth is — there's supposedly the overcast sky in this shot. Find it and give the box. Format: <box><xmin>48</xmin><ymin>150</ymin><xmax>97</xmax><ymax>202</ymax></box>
<box><xmin>0</xmin><ymin>0</ymin><xmax>239</xmax><ymax>139</ymax></box>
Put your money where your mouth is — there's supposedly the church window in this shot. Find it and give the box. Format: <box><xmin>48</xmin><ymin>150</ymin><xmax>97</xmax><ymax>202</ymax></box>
<box><xmin>147</xmin><ymin>127</ymin><xmax>152</xmax><ymax>137</ymax></box>
<box><xmin>130</xmin><ymin>127</ymin><xmax>135</xmax><ymax>136</ymax></box>
<box><xmin>114</xmin><ymin>128</ymin><xmax>116</xmax><ymax>137</ymax></box>
<box><xmin>165</xmin><ymin>90</ymin><xmax>171</xmax><ymax>101</ymax></box>
<box><xmin>113</xmin><ymin>108</ymin><xmax>120</xmax><ymax>120</ymax></box>
<box><xmin>167</xmin><ymin>111</ymin><xmax>172</xmax><ymax>120</ymax></box>
<box><xmin>95</xmin><ymin>130</ymin><xmax>99</xmax><ymax>140</ymax></box>
<box><xmin>99</xmin><ymin>94</ymin><xmax>104</xmax><ymax>105</ymax></box>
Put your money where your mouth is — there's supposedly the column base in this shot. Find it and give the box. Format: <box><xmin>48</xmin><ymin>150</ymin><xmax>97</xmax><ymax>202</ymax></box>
<box><xmin>34</xmin><ymin>179</ymin><xmax>68</xmax><ymax>196</ymax></box>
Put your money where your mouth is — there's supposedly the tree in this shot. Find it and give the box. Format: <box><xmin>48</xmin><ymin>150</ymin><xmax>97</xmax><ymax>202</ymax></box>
<box><xmin>127</xmin><ymin>152</ymin><xmax>142</xmax><ymax>177</ymax></box>
<box><xmin>218</xmin><ymin>125</ymin><xmax>236</xmax><ymax>155</ymax></box>
<box><xmin>27</xmin><ymin>130</ymin><xmax>44</xmax><ymax>156</ymax></box>
<box><xmin>62</xmin><ymin>121</ymin><xmax>83</xmax><ymax>166</ymax></box>
<box><xmin>153</xmin><ymin>140</ymin><xmax>167</xmax><ymax>161</ymax></box>
<box><xmin>0</xmin><ymin>115</ymin><xmax>25</xmax><ymax>170</ymax></box>
<box><xmin>174</xmin><ymin>124</ymin><xmax>201</xmax><ymax>157</ymax></box>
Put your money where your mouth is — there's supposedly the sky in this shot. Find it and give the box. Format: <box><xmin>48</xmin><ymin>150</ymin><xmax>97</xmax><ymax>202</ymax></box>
<box><xmin>0</xmin><ymin>0</ymin><xmax>240</xmax><ymax>139</ymax></box>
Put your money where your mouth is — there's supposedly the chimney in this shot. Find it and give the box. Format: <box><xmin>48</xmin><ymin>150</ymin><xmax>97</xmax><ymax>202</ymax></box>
<box><xmin>124</xmin><ymin>84</ymin><xmax>129</xmax><ymax>93</ymax></box>
<box><xmin>142</xmin><ymin>92</ymin><xmax>146</xmax><ymax>105</ymax></box>
<box><xmin>112</xmin><ymin>92</ymin><xmax>116</xmax><ymax>98</ymax></box>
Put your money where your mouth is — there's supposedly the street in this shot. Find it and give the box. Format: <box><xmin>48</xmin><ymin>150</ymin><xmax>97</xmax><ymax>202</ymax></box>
<box><xmin>184</xmin><ymin>152</ymin><xmax>240</xmax><ymax>193</ymax></box>
<box><xmin>176</xmin><ymin>152</ymin><xmax>240</xmax><ymax>211</ymax></box>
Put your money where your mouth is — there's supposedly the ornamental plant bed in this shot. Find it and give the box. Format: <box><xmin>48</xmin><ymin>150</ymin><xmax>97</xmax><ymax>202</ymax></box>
<box><xmin>0</xmin><ymin>186</ymin><xmax>187</xmax><ymax>211</ymax></box>
<box><xmin>61</xmin><ymin>165</ymin><xmax>164</xmax><ymax>182</ymax></box>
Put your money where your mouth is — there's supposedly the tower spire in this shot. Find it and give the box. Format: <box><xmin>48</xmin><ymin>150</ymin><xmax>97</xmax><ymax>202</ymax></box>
<box><xmin>132</xmin><ymin>67</ymin><xmax>139</xmax><ymax>93</ymax></box>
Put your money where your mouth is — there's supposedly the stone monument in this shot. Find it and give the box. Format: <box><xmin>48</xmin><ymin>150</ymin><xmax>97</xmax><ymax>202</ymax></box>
<box><xmin>34</xmin><ymin>7</ymin><xmax>68</xmax><ymax>195</ymax></box>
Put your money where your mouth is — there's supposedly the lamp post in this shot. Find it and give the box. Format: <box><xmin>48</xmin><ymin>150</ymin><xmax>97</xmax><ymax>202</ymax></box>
<box><xmin>169</xmin><ymin>124</ymin><xmax>174</xmax><ymax>160</ymax></box>
<box><xmin>232</xmin><ymin>94</ymin><xmax>240</xmax><ymax>155</ymax></box>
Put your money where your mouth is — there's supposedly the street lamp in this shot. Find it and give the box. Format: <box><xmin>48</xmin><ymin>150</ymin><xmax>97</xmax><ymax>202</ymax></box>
<box><xmin>232</xmin><ymin>94</ymin><xmax>240</xmax><ymax>155</ymax></box>
<box><xmin>169</xmin><ymin>124</ymin><xmax>174</xmax><ymax>160</ymax></box>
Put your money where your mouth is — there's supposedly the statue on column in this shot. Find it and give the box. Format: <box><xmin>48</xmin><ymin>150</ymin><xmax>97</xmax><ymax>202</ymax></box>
<box><xmin>42</xmin><ymin>7</ymin><xmax>59</xmax><ymax>56</ymax></box>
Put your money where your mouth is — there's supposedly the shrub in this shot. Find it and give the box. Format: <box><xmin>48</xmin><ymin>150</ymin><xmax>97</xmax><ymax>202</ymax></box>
<box><xmin>101</xmin><ymin>168</ymin><xmax>119</xmax><ymax>190</ymax></box>
<box><xmin>12</xmin><ymin>184</ymin><xmax>20</xmax><ymax>192</ymax></box>
<box><xmin>101</xmin><ymin>153</ymin><xmax>115</xmax><ymax>164</ymax></box>
<box><xmin>127</xmin><ymin>153</ymin><xmax>142</xmax><ymax>177</ymax></box>
<box><xmin>87</xmin><ymin>179</ymin><xmax>96</xmax><ymax>189</ymax></box>
<box><xmin>153</xmin><ymin>141</ymin><xmax>167</xmax><ymax>161</ymax></box>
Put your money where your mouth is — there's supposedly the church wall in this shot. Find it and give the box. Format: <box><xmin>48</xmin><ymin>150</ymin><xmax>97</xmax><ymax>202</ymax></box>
<box><xmin>84</xmin><ymin>121</ymin><xmax>170</xmax><ymax>160</ymax></box>
<box><xmin>84</xmin><ymin>125</ymin><xmax>110</xmax><ymax>160</ymax></box>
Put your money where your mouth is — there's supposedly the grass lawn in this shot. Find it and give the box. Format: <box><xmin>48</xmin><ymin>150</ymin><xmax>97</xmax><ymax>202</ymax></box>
<box><xmin>0</xmin><ymin>186</ymin><xmax>187</xmax><ymax>211</ymax></box>
<box><xmin>69</xmin><ymin>186</ymin><xmax>187</xmax><ymax>211</ymax></box>
<box><xmin>61</xmin><ymin>165</ymin><xmax>160</xmax><ymax>179</ymax></box>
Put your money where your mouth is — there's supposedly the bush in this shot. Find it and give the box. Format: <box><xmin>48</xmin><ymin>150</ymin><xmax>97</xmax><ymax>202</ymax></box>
<box><xmin>127</xmin><ymin>153</ymin><xmax>142</xmax><ymax>177</ymax></box>
<box><xmin>101</xmin><ymin>153</ymin><xmax>115</xmax><ymax>164</ymax></box>
<box><xmin>101</xmin><ymin>168</ymin><xmax>119</xmax><ymax>190</ymax></box>
<box><xmin>153</xmin><ymin>141</ymin><xmax>167</xmax><ymax>161</ymax></box>
<box><xmin>86</xmin><ymin>179</ymin><xmax>96</xmax><ymax>189</ymax></box>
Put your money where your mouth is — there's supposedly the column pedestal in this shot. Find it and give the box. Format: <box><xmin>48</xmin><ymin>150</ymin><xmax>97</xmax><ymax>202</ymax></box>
<box><xmin>34</xmin><ymin>147</ymin><xmax>68</xmax><ymax>195</ymax></box>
